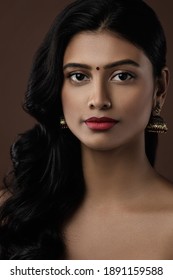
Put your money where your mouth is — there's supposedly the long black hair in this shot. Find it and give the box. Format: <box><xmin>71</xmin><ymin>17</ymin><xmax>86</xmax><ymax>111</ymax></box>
<box><xmin>0</xmin><ymin>0</ymin><xmax>167</xmax><ymax>259</ymax></box>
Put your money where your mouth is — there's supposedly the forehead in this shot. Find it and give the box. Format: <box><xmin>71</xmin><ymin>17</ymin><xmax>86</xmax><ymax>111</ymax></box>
<box><xmin>63</xmin><ymin>31</ymin><xmax>152</xmax><ymax>69</ymax></box>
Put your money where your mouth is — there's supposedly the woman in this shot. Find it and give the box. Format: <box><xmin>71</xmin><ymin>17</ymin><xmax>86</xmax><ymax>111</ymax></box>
<box><xmin>0</xmin><ymin>0</ymin><xmax>173</xmax><ymax>260</ymax></box>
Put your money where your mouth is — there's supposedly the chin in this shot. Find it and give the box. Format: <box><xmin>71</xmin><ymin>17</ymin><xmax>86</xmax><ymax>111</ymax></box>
<box><xmin>81</xmin><ymin>140</ymin><xmax>119</xmax><ymax>151</ymax></box>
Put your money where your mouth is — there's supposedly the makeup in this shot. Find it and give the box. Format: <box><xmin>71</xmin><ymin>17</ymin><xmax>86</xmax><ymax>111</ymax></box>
<box><xmin>85</xmin><ymin>117</ymin><xmax>118</xmax><ymax>131</ymax></box>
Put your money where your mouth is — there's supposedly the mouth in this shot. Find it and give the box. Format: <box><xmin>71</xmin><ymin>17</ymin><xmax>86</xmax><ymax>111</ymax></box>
<box><xmin>84</xmin><ymin>117</ymin><xmax>118</xmax><ymax>131</ymax></box>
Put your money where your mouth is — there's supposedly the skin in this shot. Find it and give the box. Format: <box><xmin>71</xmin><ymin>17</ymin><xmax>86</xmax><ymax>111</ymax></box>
<box><xmin>62</xmin><ymin>31</ymin><xmax>168</xmax><ymax>152</ymax></box>
<box><xmin>61</xmin><ymin>31</ymin><xmax>173</xmax><ymax>260</ymax></box>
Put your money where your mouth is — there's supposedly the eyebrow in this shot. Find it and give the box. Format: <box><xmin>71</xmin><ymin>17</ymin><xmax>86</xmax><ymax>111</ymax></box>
<box><xmin>63</xmin><ymin>59</ymin><xmax>140</xmax><ymax>71</ymax></box>
<box><xmin>63</xmin><ymin>63</ymin><xmax>91</xmax><ymax>70</ymax></box>
<box><xmin>104</xmin><ymin>59</ymin><xmax>140</xmax><ymax>69</ymax></box>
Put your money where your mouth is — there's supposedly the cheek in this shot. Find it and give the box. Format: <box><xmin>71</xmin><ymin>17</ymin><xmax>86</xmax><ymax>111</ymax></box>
<box><xmin>61</xmin><ymin>86</ymin><xmax>82</xmax><ymax>122</ymax></box>
<box><xmin>61</xmin><ymin>84</ymin><xmax>73</xmax><ymax>114</ymax></box>
<box><xmin>121</xmin><ymin>91</ymin><xmax>153</xmax><ymax>133</ymax></box>
<box><xmin>118</xmin><ymin>82</ymin><xmax>153</xmax><ymax>116</ymax></box>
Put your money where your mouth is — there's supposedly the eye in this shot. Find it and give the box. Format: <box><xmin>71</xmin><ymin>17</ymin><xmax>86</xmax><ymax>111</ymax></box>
<box><xmin>68</xmin><ymin>73</ymin><xmax>89</xmax><ymax>83</ymax></box>
<box><xmin>111</xmin><ymin>72</ymin><xmax>134</xmax><ymax>82</ymax></box>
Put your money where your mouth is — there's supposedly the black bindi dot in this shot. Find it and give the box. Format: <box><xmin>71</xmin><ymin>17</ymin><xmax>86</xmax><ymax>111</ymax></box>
<box><xmin>96</xmin><ymin>67</ymin><xmax>100</xmax><ymax>70</ymax></box>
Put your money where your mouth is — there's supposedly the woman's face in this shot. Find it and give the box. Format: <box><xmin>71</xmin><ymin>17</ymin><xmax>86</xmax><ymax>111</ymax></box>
<box><xmin>61</xmin><ymin>31</ymin><xmax>157</xmax><ymax>151</ymax></box>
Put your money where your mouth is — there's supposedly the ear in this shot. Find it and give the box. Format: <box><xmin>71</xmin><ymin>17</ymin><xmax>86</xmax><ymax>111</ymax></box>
<box><xmin>153</xmin><ymin>67</ymin><xmax>170</xmax><ymax>109</ymax></box>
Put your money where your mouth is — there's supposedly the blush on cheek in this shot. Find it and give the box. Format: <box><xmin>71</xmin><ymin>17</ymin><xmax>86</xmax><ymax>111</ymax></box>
<box><xmin>121</xmin><ymin>90</ymin><xmax>152</xmax><ymax>125</ymax></box>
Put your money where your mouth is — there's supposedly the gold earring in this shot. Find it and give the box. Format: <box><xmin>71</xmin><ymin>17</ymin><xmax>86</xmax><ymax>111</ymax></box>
<box><xmin>146</xmin><ymin>103</ymin><xmax>168</xmax><ymax>133</ymax></box>
<box><xmin>60</xmin><ymin>117</ymin><xmax>68</xmax><ymax>129</ymax></box>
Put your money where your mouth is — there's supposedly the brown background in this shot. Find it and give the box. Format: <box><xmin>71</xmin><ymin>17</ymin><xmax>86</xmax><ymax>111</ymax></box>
<box><xmin>0</xmin><ymin>0</ymin><xmax>173</xmax><ymax>183</ymax></box>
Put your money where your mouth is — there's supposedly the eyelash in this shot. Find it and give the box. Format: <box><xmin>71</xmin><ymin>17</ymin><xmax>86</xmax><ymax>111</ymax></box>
<box><xmin>67</xmin><ymin>72</ymin><xmax>90</xmax><ymax>83</ymax></box>
<box><xmin>111</xmin><ymin>72</ymin><xmax>135</xmax><ymax>82</ymax></box>
<box><xmin>66</xmin><ymin>71</ymin><xmax>135</xmax><ymax>84</ymax></box>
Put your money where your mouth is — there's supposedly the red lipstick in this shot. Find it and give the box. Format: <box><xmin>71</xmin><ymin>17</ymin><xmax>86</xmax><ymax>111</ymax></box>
<box><xmin>85</xmin><ymin>117</ymin><xmax>118</xmax><ymax>131</ymax></box>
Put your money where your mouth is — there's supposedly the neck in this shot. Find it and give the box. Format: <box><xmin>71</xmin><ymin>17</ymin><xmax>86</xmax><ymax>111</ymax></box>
<box><xmin>81</xmin><ymin>135</ymin><xmax>155</xmax><ymax>204</ymax></box>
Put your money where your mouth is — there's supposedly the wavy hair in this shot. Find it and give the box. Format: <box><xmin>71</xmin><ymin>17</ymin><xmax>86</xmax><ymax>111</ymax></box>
<box><xmin>0</xmin><ymin>0</ymin><xmax>167</xmax><ymax>259</ymax></box>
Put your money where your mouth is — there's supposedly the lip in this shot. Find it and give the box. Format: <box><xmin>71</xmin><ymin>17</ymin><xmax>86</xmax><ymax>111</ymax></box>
<box><xmin>85</xmin><ymin>117</ymin><xmax>118</xmax><ymax>131</ymax></box>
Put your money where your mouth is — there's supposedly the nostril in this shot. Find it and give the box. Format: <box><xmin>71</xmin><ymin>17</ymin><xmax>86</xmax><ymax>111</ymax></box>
<box><xmin>103</xmin><ymin>104</ymin><xmax>108</xmax><ymax>108</ymax></box>
<box><xmin>88</xmin><ymin>101</ymin><xmax>111</xmax><ymax>110</ymax></box>
<box><xmin>103</xmin><ymin>102</ymin><xmax>112</xmax><ymax>109</ymax></box>
<box><xmin>88</xmin><ymin>98</ymin><xmax>112</xmax><ymax>109</ymax></box>
<box><xmin>89</xmin><ymin>103</ymin><xmax>95</xmax><ymax>109</ymax></box>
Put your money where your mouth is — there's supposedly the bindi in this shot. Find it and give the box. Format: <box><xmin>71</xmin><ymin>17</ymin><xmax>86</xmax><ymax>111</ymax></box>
<box><xmin>96</xmin><ymin>67</ymin><xmax>100</xmax><ymax>70</ymax></box>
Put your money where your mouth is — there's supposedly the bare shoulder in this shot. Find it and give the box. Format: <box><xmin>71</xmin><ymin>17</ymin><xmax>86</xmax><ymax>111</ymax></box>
<box><xmin>153</xmin><ymin>175</ymin><xmax>173</xmax><ymax>231</ymax></box>
<box><xmin>158</xmin><ymin>175</ymin><xmax>173</xmax><ymax>188</ymax></box>
<box><xmin>158</xmin><ymin>178</ymin><xmax>173</xmax><ymax>259</ymax></box>
<box><xmin>155</xmin><ymin>174</ymin><xmax>173</xmax><ymax>205</ymax></box>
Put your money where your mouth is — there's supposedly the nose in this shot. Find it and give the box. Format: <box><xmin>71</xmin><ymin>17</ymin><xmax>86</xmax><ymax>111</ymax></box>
<box><xmin>88</xmin><ymin>81</ymin><xmax>112</xmax><ymax>110</ymax></box>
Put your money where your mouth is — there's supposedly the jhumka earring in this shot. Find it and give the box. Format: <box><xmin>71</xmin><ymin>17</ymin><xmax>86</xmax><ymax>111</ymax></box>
<box><xmin>146</xmin><ymin>102</ymin><xmax>168</xmax><ymax>133</ymax></box>
<box><xmin>60</xmin><ymin>117</ymin><xmax>68</xmax><ymax>129</ymax></box>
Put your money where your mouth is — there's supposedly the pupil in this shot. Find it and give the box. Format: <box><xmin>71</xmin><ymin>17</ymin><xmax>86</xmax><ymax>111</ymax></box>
<box><xmin>119</xmin><ymin>73</ymin><xmax>128</xmax><ymax>80</ymax></box>
<box><xmin>76</xmin><ymin>73</ymin><xmax>84</xmax><ymax>80</ymax></box>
